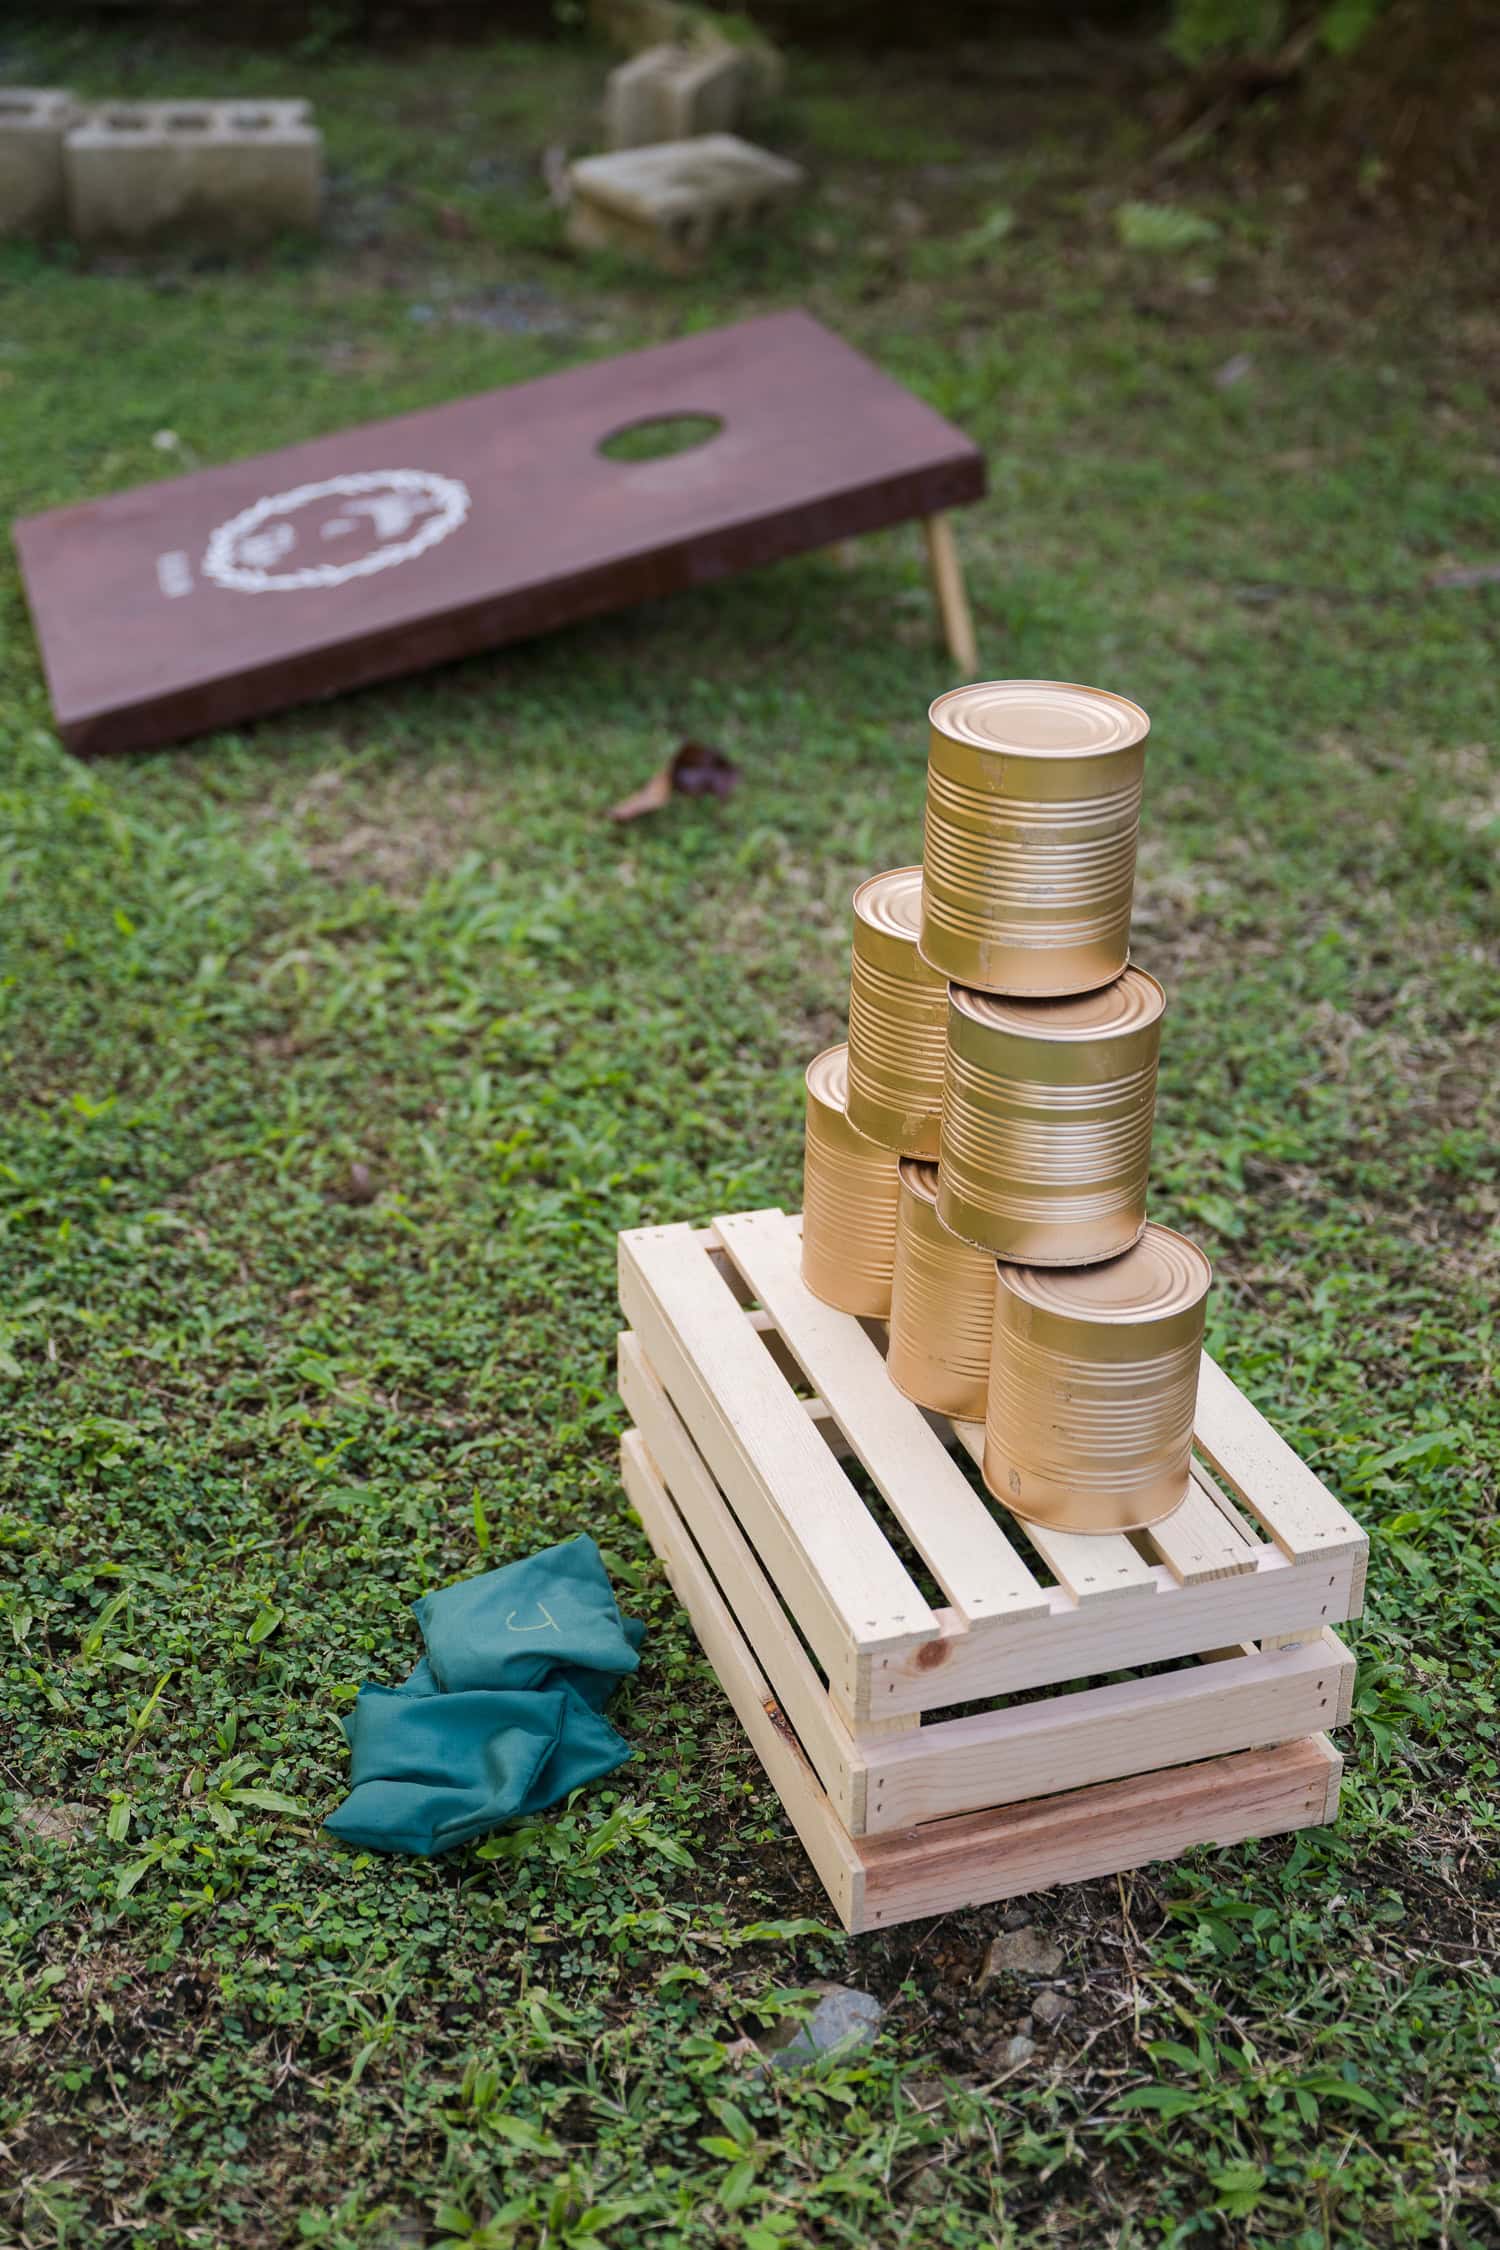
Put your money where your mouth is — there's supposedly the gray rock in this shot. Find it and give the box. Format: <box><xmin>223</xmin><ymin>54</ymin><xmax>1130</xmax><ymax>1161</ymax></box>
<box><xmin>1032</xmin><ymin>1988</ymin><xmax>1070</xmax><ymax>2028</ymax></box>
<box><xmin>1001</xmin><ymin>2033</ymin><xmax>1036</xmax><ymax>2067</ymax></box>
<box><xmin>1000</xmin><ymin>1906</ymin><xmax>1032</xmax><ymax>1931</ymax></box>
<box><xmin>759</xmin><ymin>1982</ymin><xmax>882</xmax><ymax>2070</ymax></box>
<box><xmin>983</xmin><ymin>1927</ymin><xmax>1063</xmax><ymax>1980</ymax></box>
<box><xmin>15</xmin><ymin>1798</ymin><xmax>96</xmax><ymax>1846</ymax></box>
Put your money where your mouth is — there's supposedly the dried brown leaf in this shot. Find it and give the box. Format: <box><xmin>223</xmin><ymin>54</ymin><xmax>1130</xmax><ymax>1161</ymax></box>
<box><xmin>608</xmin><ymin>739</ymin><xmax>740</xmax><ymax>823</ymax></box>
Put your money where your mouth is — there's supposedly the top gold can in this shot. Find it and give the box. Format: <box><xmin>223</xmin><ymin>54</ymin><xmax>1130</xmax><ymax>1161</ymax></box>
<box><xmin>919</xmin><ymin>680</ymin><xmax>1150</xmax><ymax>997</ymax></box>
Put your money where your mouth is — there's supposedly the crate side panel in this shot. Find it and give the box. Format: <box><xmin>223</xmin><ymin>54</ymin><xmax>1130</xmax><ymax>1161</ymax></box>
<box><xmin>863</xmin><ymin>1631</ymin><xmax>1354</xmax><ymax>1832</ymax></box>
<box><xmin>620</xmin><ymin>1428</ymin><xmax>864</xmax><ymax>1932</ymax></box>
<box><xmin>619</xmin><ymin>1331</ymin><xmax>864</xmax><ymax>1829</ymax></box>
<box><xmin>859</xmin><ymin>1736</ymin><xmax>1342</xmax><ymax>1928</ymax></box>
<box><xmin>872</xmin><ymin>1548</ymin><xmax>1361</xmax><ymax>1716</ymax></box>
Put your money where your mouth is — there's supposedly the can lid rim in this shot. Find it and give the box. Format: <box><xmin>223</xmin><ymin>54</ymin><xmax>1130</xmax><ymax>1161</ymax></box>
<box><xmin>950</xmin><ymin>965</ymin><xmax>1166</xmax><ymax>1039</ymax></box>
<box><xmin>929</xmin><ymin>678</ymin><xmax>1150</xmax><ymax>758</ymax></box>
<box><xmin>852</xmin><ymin>864</ymin><xmax>924</xmax><ymax>939</ymax></box>
<box><xmin>805</xmin><ymin>1042</ymin><xmax>851</xmax><ymax>1110</ymax></box>
<box><xmin>997</xmin><ymin>1222</ymin><xmax>1212</xmax><ymax>1320</ymax></box>
<box><xmin>897</xmin><ymin>1155</ymin><xmax>941</xmax><ymax>1203</ymax></box>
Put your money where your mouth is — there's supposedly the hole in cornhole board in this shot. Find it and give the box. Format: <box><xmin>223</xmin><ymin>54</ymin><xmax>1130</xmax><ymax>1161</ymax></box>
<box><xmin>598</xmin><ymin>414</ymin><xmax>724</xmax><ymax>465</ymax></box>
<box><xmin>13</xmin><ymin>310</ymin><xmax>985</xmax><ymax>757</ymax></box>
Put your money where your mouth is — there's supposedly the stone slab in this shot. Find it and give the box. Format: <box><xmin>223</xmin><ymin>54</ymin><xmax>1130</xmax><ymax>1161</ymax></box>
<box><xmin>12</xmin><ymin>308</ymin><xmax>985</xmax><ymax>756</ymax></box>
<box><xmin>64</xmin><ymin>100</ymin><xmax>321</xmax><ymax>245</ymax></box>
<box><xmin>568</xmin><ymin>134</ymin><xmax>802</xmax><ymax>270</ymax></box>
<box><xmin>0</xmin><ymin>88</ymin><xmax>79</xmax><ymax>237</ymax></box>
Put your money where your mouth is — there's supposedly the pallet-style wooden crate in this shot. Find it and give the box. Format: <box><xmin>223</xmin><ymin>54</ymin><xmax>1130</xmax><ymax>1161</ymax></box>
<box><xmin>617</xmin><ymin>1209</ymin><xmax>1366</xmax><ymax>1933</ymax></box>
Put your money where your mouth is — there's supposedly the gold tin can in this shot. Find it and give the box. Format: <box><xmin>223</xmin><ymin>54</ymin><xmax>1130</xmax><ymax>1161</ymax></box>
<box><xmin>938</xmin><ymin>967</ymin><xmax>1165</xmax><ymax>1268</ymax></box>
<box><xmin>982</xmin><ymin>1224</ymin><xmax>1212</xmax><ymax>1533</ymax></box>
<box><xmin>845</xmin><ymin>866</ymin><xmax>948</xmax><ymax>1158</ymax></box>
<box><xmin>886</xmin><ymin>1160</ymin><xmax>995</xmax><ymax>1420</ymax></box>
<box><xmin>801</xmin><ymin>1044</ymin><xmax>901</xmax><ymax>1316</ymax></box>
<box><xmin>920</xmin><ymin>679</ymin><xmax>1150</xmax><ymax>996</ymax></box>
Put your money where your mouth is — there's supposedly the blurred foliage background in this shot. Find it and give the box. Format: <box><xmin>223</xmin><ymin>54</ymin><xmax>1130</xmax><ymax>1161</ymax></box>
<box><xmin>39</xmin><ymin>0</ymin><xmax>1500</xmax><ymax>228</ymax></box>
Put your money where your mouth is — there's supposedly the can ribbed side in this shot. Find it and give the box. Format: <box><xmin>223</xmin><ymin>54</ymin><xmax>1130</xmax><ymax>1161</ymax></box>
<box><xmin>982</xmin><ymin>1302</ymin><xmax>1207</xmax><ymax>1533</ymax></box>
<box><xmin>938</xmin><ymin>1034</ymin><xmax>1160</xmax><ymax>1266</ymax></box>
<box><xmin>801</xmin><ymin>1065</ymin><xmax>900</xmax><ymax>1316</ymax></box>
<box><xmin>919</xmin><ymin>752</ymin><xmax>1145</xmax><ymax>995</ymax></box>
<box><xmin>886</xmin><ymin>1169</ymin><xmax>994</xmax><ymax>1418</ymax></box>
<box><xmin>845</xmin><ymin>944</ymin><xmax>947</xmax><ymax>1157</ymax></box>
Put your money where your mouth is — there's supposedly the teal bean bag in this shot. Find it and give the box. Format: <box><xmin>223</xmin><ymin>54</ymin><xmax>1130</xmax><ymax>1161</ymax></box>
<box><xmin>325</xmin><ymin>1534</ymin><xmax>644</xmax><ymax>1857</ymax></box>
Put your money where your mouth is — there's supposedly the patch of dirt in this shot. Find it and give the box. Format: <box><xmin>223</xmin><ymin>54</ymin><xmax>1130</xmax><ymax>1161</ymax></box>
<box><xmin>12</xmin><ymin>1799</ymin><xmax>97</xmax><ymax>1847</ymax></box>
<box><xmin>292</xmin><ymin>764</ymin><xmax>494</xmax><ymax>894</ymax></box>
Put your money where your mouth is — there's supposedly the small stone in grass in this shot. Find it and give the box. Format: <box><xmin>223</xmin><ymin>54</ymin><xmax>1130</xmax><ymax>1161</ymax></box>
<box><xmin>758</xmin><ymin>1982</ymin><xmax>882</xmax><ymax>2069</ymax></box>
<box><xmin>982</xmin><ymin>1927</ymin><xmax>1063</xmax><ymax>1980</ymax></box>
<box><xmin>15</xmin><ymin>1799</ymin><xmax>96</xmax><ymax>1846</ymax></box>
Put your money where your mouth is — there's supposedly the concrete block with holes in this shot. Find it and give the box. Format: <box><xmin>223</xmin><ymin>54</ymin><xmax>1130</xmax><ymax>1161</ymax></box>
<box><xmin>589</xmin><ymin>0</ymin><xmax>694</xmax><ymax>50</ymax></box>
<box><xmin>567</xmin><ymin>134</ymin><xmax>803</xmax><ymax>273</ymax></box>
<box><xmin>589</xmin><ymin>0</ymin><xmax>784</xmax><ymax>98</ymax></box>
<box><xmin>63</xmin><ymin>100</ymin><xmax>322</xmax><ymax>246</ymax></box>
<box><xmin>0</xmin><ymin>89</ymin><xmax>81</xmax><ymax>236</ymax></box>
<box><xmin>605</xmin><ymin>43</ymin><xmax>750</xmax><ymax>150</ymax></box>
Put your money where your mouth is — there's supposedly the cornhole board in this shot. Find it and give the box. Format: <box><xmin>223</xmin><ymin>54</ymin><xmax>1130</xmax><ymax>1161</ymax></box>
<box><xmin>12</xmin><ymin>308</ymin><xmax>985</xmax><ymax>757</ymax></box>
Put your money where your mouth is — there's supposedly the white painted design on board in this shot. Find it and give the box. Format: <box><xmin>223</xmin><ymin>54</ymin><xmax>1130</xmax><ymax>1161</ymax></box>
<box><xmin>201</xmin><ymin>468</ymin><xmax>470</xmax><ymax>595</ymax></box>
<box><xmin>157</xmin><ymin>550</ymin><xmax>194</xmax><ymax>598</ymax></box>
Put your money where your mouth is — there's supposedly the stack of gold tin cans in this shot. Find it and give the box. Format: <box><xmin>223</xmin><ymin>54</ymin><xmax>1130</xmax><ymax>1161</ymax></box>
<box><xmin>802</xmin><ymin>679</ymin><xmax>1212</xmax><ymax>1537</ymax></box>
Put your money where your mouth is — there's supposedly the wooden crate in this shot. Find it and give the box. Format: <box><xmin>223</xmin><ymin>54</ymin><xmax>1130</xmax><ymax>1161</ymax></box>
<box><xmin>617</xmin><ymin>1209</ymin><xmax>1366</xmax><ymax>1933</ymax></box>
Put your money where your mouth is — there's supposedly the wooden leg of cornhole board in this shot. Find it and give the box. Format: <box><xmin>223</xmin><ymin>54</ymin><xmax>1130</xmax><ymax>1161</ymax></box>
<box><xmin>923</xmin><ymin>513</ymin><xmax>978</xmax><ymax>675</ymax></box>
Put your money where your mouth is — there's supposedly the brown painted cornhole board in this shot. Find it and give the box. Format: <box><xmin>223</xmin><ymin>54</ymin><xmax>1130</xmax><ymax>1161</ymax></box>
<box><xmin>13</xmin><ymin>309</ymin><xmax>985</xmax><ymax>756</ymax></box>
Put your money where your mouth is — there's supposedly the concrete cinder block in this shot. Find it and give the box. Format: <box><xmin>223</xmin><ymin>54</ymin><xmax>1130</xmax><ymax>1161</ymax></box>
<box><xmin>567</xmin><ymin>133</ymin><xmax>803</xmax><ymax>273</ymax></box>
<box><xmin>590</xmin><ymin>1</ymin><xmax>784</xmax><ymax>101</ymax></box>
<box><xmin>64</xmin><ymin>100</ymin><xmax>322</xmax><ymax>247</ymax></box>
<box><xmin>589</xmin><ymin>0</ymin><xmax>693</xmax><ymax>50</ymax></box>
<box><xmin>605</xmin><ymin>43</ymin><xmax>750</xmax><ymax>150</ymax></box>
<box><xmin>0</xmin><ymin>88</ymin><xmax>80</xmax><ymax>237</ymax></box>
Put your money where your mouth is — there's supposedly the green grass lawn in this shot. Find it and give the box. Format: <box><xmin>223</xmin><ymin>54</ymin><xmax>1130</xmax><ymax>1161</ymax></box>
<box><xmin>3</xmin><ymin>19</ymin><xmax>1499</xmax><ymax>2250</ymax></box>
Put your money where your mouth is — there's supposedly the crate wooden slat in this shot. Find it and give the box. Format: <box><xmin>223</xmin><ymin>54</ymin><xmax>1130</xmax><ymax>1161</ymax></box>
<box><xmin>621</xmin><ymin>1427</ymin><xmax>1345</xmax><ymax>1933</ymax></box>
<box><xmin>945</xmin><ymin>1415</ymin><xmax>1162</xmax><ymax>1604</ymax></box>
<box><xmin>1193</xmin><ymin>1354</ymin><xmax>1368</xmax><ymax>1572</ymax></box>
<box><xmin>711</xmin><ymin>1208</ymin><xmax>1049</xmax><ymax>1628</ymax></box>
<box><xmin>1152</xmin><ymin>1468</ymin><xmax>1265</xmax><ymax>1585</ymax></box>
